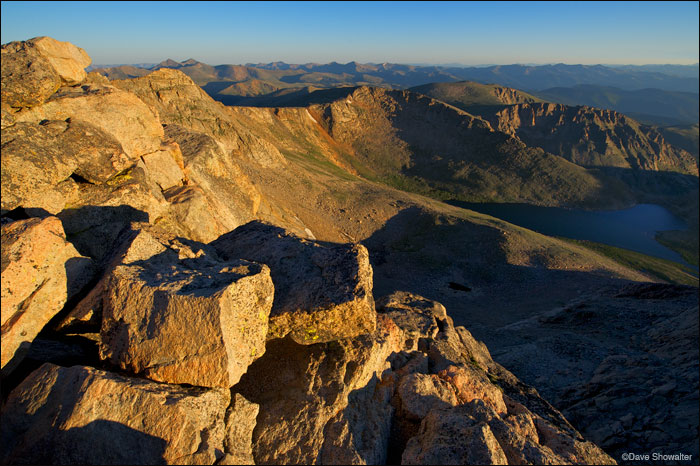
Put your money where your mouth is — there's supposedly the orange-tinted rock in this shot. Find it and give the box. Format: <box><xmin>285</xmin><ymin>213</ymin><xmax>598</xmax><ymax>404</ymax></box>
<box><xmin>438</xmin><ymin>365</ymin><xmax>507</xmax><ymax>415</ymax></box>
<box><xmin>100</xmin><ymin>239</ymin><xmax>274</xmax><ymax>387</ymax></box>
<box><xmin>30</xmin><ymin>36</ymin><xmax>91</xmax><ymax>85</ymax></box>
<box><xmin>15</xmin><ymin>84</ymin><xmax>163</xmax><ymax>159</ymax></box>
<box><xmin>0</xmin><ymin>363</ymin><xmax>229</xmax><ymax>465</ymax></box>
<box><xmin>1</xmin><ymin>217</ymin><xmax>94</xmax><ymax>371</ymax></box>
<box><xmin>212</xmin><ymin>221</ymin><xmax>376</xmax><ymax>344</ymax></box>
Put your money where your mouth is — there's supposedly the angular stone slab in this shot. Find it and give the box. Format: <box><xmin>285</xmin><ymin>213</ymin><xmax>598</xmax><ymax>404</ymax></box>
<box><xmin>15</xmin><ymin>83</ymin><xmax>163</xmax><ymax>159</ymax></box>
<box><xmin>1</xmin><ymin>217</ymin><xmax>94</xmax><ymax>371</ymax></box>
<box><xmin>211</xmin><ymin>221</ymin><xmax>376</xmax><ymax>344</ymax></box>
<box><xmin>100</xmin><ymin>242</ymin><xmax>274</xmax><ymax>388</ymax></box>
<box><xmin>1</xmin><ymin>119</ymin><xmax>131</xmax><ymax>214</ymax></box>
<box><xmin>0</xmin><ymin>363</ymin><xmax>229</xmax><ymax>465</ymax></box>
<box><xmin>141</xmin><ymin>143</ymin><xmax>186</xmax><ymax>191</ymax></box>
<box><xmin>162</xmin><ymin>185</ymin><xmax>229</xmax><ymax>243</ymax></box>
<box><xmin>219</xmin><ymin>393</ymin><xmax>260</xmax><ymax>465</ymax></box>
<box><xmin>1</xmin><ymin>36</ymin><xmax>91</xmax><ymax>108</ymax></box>
<box><xmin>30</xmin><ymin>36</ymin><xmax>91</xmax><ymax>85</ymax></box>
<box><xmin>1</xmin><ymin>39</ymin><xmax>61</xmax><ymax>108</ymax></box>
<box><xmin>401</xmin><ymin>402</ymin><xmax>510</xmax><ymax>465</ymax></box>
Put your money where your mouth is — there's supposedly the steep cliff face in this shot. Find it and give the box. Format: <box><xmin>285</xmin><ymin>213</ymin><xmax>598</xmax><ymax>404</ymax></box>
<box><xmin>411</xmin><ymin>81</ymin><xmax>698</xmax><ymax>178</ymax></box>
<box><xmin>311</xmin><ymin>86</ymin><xmax>627</xmax><ymax>207</ymax></box>
<box><xmin>488</xmin><ymin>103</ymin><xmax>698</xmax><ymax>174</ymax></box>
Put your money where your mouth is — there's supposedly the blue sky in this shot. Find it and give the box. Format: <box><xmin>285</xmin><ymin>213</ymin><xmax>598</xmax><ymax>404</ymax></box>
<box><xmin>1</xmin><ymin>1</ymin><xmax>698</xmax><ymax>66</ymax></box>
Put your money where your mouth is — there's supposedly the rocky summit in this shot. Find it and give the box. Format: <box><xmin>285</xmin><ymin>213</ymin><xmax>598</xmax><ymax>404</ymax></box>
<box><xmin>1</xmin><ymin>36</ymin><xmax>697</xmax><ymax>465</ymax></box>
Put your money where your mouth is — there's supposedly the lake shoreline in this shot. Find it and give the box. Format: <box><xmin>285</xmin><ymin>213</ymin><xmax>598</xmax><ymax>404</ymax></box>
<box><xmin>447</xmin><ymin>200</ymin><xmax>696</xmax><ymax>272</ymax></box>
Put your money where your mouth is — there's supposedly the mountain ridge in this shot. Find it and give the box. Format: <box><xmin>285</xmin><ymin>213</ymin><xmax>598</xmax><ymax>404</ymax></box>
<box><xmin>93</xmin><ymin>58</ymin><xmax>700</xmax><ymax>100</ymax></box>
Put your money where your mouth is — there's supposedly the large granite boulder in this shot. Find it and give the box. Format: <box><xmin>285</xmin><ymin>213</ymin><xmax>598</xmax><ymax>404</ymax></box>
<box><xmin>55</xmin><ymin>224</ymin><xmax>191</xmax><ymax>334</ymax></box>
<box><xmin>0</xmin><ymin>363</ymin><xmax>230</xmax><ymax>465</ymax></box>
<box><xmin>1</xmin><ymin>217</ymin><xmax>94</xmax><ymax>371</ymax></box>
<box><xmin>161</xmin><ymin>185</ymin><xmax>230</xmax><ymax>243</ymax></box>
<box><xmin>29</xmin><ymin>36</ymin><xmax>91</xmax><ymax>85</ymax></box>
<box><xmin>1</xmin><ymin>119</ymin><xmax>132</xmax><ymax>214</ymax></box>
<box><xmin>1</xmin><ymin>36</ymin><xmax>90</xmax><ymax>109</ymax></box>
<box><xmin>14</xmin><ymin>83</ymin><xmax>163</xmax><ymax>159</ymax></box>
<box><xmin>212</xmin><ymin>221</ymin><xmax>376</xmax><ymax>344</ymax></box>
<box><xmin>234</xmin><ymin>315</ymin><xmax>404</xmax><ymax>464</ymax></box>
<box><xmin>99</xmin><ymin>232</ymin><xmax>274</xmax><ymax>387</ymax></box>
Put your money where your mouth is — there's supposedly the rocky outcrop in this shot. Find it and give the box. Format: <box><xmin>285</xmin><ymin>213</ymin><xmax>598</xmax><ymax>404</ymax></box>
<box><xmin>112</xmin><ymin>68</ymin><xmax>280</xmax><ymax>159</ymax></box>
<box><xmin>234</xmin><ymin>315</ymin><xmax>404</xmax><ymax>465</ymax></box>
<box><xmin>14</xmin><ymin>84</ymin><xmax>163</xmax><ymax>160</ymax></box>
<box><xmin>488</xmin><ymin>103</ymin><xmax>698</xmax><ymax>175</ymax></box>
<box><xmin>99</xmin><ymin>231</ymin><xmax>274</xmax><ymax>388</ymax></box>
<box><xmin>109</xmin><ymin>69</ymin><xmax>290</xmax><ymax>233</ymax></box>
<box><xmin>1</xmin><ymin>36</ymin><xmax>90</xmax><ymax>109</ymax></box>
<box><xmin>376</xmin><ymin>292</ymin><xmax>615</xmax><ymax>466</ymax></box>
<box><xmin>212</xmin><ymin>221</ymin><xmax>376</xmax><ymax>344</ymax></box>
<box><xmin>162</xmin><ymin>124</ymin><xmax>261</xmax><ymax>235</ymax></box>
<box><xmin>1</xmin><ymin>119</ymin><xmax>132</xmax><ymax>214</ymax></box>
<box><xmin>376</xmin><ymin>291</ymin><xmax>446</xmax><ymax>351</ymax></box>
<box><xmin>1</xmin><ymin>217</ymin><xmax>94</xmax><ymax>371</ymax></box>
<box><xmin>228</xmin><ymin>289</ymin><xmax>615</xmax><ymax>465</ymax></box>
<box><xmin>0</xmin><ymin>363</ymin><xmax>231</xmax><ymax>465</ymax></box>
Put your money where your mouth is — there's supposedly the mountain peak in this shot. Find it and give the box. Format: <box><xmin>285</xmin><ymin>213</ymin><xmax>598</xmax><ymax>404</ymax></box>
<box><xmin>155</xmin><ymin>58</ymin><xmax>181</xmax><ymax>69</ymax></box>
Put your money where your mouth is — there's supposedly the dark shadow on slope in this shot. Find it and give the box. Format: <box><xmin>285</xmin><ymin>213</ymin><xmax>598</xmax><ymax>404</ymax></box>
<box><xmin>592</xmin><ymin>166</ymin><xmax>698</xmax><ymax>198</ymax></box>
<box><xmin>0</xmin><ymin>335</ymin><xmax>101</xmax><ymax>403</ymax></box>
<box><xmin>57</xmin><ymin>204</ymin><xmax>149</xmax><ymax>263</ymax></box>
<box><xmin>363</xmin><ymin>207</ymin><xmax>698</xmax><ymax>460</ymax></box>
<box><xmin>361</xmin><ymin>206</ymin><xmax>647</xmax><ymax>341</ymax></box>
<box><xmin>3</xmin><ymin>420</ymin><xmax>168</xmax><ymax>465</ymax></box>
<box><xmin>213</xmin><ymin>86</ymin><xmax>360</xmax><ymax>108</ymax></box>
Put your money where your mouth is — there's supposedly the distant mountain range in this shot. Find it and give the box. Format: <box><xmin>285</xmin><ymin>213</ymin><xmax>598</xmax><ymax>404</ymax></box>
<box><xmin>93</xmin><ymin>59</ymin><xmax>699</xmax><ymax>128</ymax></box>
<box><xmin>94</xmin><ymin>59</ymin><xmax>699</xmax><ymax>93</ymax></box>
<box><xmin>606</xmin><ymin>64</ymin><xmax>699</xmax><ymax>78</ymax></box>
<box><xmin>533</xmin><ymin>85</ymin><xmax>699</xmax><ymax>126</ymax></box>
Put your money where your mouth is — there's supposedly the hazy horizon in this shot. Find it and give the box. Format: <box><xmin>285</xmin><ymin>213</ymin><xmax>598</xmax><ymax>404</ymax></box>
<box><xmin>1</xmin><ymin>1</ymin><xmax>698</xmax><ymax>66</ymax></box>
<box><xmin>86</xmin><ymin>59</ymin><xmax>700</xmax><ymax>68</ymax></box>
